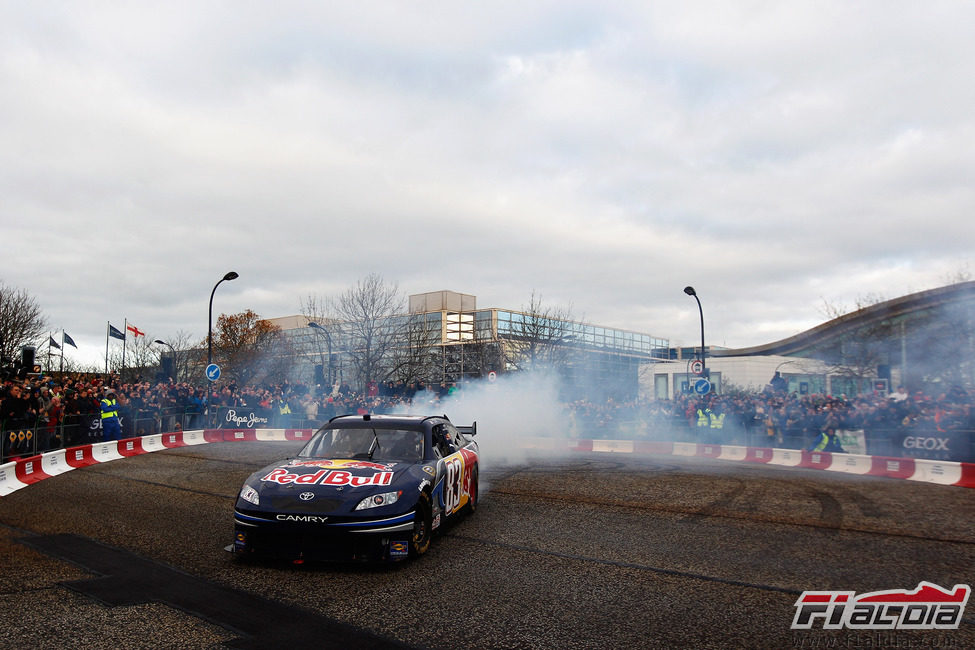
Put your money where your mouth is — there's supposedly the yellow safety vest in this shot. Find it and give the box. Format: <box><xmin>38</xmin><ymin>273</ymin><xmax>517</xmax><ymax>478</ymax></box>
<box><xmin>709</xmin><ymin>412</ymin><xmax>726</xmax><ymax>429</ymax></box>
<box><xmin>696</xmin><ymin>409</ymin><xmax>709</xmax><ymax>427</ymax></box>
<box><xmin>100</xmin><ymin>398</ymin><xmax>119</xmax><ymax>419</ymax></box>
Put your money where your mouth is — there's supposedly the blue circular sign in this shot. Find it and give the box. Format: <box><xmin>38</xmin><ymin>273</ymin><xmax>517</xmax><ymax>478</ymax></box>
<box><xmin>693</xmin><ymin>378</ymin><xmax>712</xmax><ymax>395</ymax></box>
<box><xmin>206</xmin><ymin>363</ymin><xmax>221</xmax><ymax>382</ymax></box>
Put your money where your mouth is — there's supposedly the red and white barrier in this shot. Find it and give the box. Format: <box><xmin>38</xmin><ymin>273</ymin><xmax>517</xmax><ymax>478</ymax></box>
<box><xmin>0</xmin><ymin>428</ymin><xmax>315</xmax><ymax>497</ymax></box>
<box><xmin>3</xmin><ymin>431</ymin><xmax>973</xmax><ymax>497</ymax></box>
<box><xmin>538</xmin><ymin>438</ymin><xmax>975</xmax><ymax>489</ymax></box>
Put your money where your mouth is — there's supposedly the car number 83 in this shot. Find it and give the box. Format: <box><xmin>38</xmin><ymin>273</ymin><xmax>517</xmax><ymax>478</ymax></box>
<box><xmin>443</xmin><ymin>455</ymin><xmax>468</xmax><ymax>514</ymax></box>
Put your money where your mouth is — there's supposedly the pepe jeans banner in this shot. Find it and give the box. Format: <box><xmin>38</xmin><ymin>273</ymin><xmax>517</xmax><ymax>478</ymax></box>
<box><xmin>218</xmin><ymin>407</ymin><xmax>272</xmax><ymax>429</ymax></box>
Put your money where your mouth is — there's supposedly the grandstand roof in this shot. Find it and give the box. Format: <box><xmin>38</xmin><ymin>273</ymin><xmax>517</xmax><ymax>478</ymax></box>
<box><xmin>714</xmin><ymin>281</ymin><xmax>975</xmax><ymax>359</ymax></box>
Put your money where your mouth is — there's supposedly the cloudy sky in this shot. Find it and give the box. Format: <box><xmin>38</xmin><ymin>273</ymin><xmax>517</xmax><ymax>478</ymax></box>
<box><xmin>3</xmin><ymin>2</ymin><xmax>974</xmax><ymax>367</ymax></box>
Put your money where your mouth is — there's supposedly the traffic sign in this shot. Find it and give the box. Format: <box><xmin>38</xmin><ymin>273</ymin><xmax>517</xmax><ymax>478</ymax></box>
<box><xmin>693</xmin><ymin>378</ymin><xmax>712</xmax><ymax>395</ymax></box>
<box><xmin>487</xmin><ymin>371</ymin><xmax>497</xmax><ymax>383</ymax></box>
<box><xmin>690</xmin><ymin>360</ymin><xmax>704</xmax><ymax>375</ymax></box>
<box><xmin>206</xmin><ymin>363</ymin><xmax>221</xmax><ymax>382</ymax></box>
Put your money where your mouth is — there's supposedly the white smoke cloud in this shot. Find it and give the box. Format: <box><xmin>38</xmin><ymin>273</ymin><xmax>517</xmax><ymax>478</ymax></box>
<box><xmin>406</xmin><ymin>371</ymin><xmax>573</xmax><ymax>468</ymax></box>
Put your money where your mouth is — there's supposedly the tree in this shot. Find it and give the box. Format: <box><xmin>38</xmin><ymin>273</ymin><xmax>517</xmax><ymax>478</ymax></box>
<box><xmin>501</xmin><ymin>290</ymin><xmax>576</xmax><ymax>372</ymax></box>
<box><xmin>388</xmin><ymin>313</ymin><xmax>443</xmax><ymax>386</ymax></box>
<box><xmin>0</xmin><ymin>281</ymin><xmax>48</xmax><ymax>370</ymax></box>
<box><xmin>817</xmin><ymin>294</ymin><xmax>893</xmax><ymax>394</ymax></box>
<box><xmin>463</xmin><ymin>312</ymin><xmax>504</xmax><ymax>379</ymax></box>
<box><xmin>331</xmin><ymin>273</ymin><xmax>406</xmax><ymax>391</ymax></box>
<box><xmin>299</xmin><ymin>294</ymin><xmax>342</xmax><ymax>389</ymax></box>
<box><xmin>817</xmin><ymin>287</ymin><xmax>975</xmax><ymax>395</ymax></box>
<box><xmin>154</xmin><ymin>330</ymin><xmax>197</xmax><ymax>383</ymax></box>
<box><xmin>106</xmin><ymin>334</ymin><xmax>160</xmax><ymax>380</ymax></box>
<box><xmin>207</xmin><ymin>310</ymin><xmax>290</xmax><ymax>386</ymax></box>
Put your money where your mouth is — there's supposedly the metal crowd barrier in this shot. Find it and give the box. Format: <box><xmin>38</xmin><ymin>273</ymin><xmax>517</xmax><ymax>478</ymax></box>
<box><xmin>7</xmin><ymin>409</ymin><xmax>972</xmax><ymax>464</ymax></box>
<box><xmin>1</xmin><ymin>406</ymin><xmax>202</xmax><ymax>464</ymax></box>
<box><xmin>572</xmin><ymin>416</ymin><xmax>975</xmax><ymax>464</ymax></box>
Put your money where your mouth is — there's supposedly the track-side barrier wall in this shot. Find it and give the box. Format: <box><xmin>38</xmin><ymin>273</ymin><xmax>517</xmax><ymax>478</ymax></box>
<box><xmin>529</xmin><ymin>437</ymin><xmax>975</xmax><ymax>489</ymax></box>
<box><xmin>0</xmin><ymin>428</ymin><xmax>315</xmax><ymax>497</ymax></box>
<box><xmin>2</xmin><ymin>431</ymin><xmax>973</xmax><ymax>497</ymax></box>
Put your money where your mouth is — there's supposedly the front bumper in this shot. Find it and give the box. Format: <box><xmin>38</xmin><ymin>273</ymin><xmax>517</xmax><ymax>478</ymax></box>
<box><xmin>232</xmin><ymin>508</ymin><xmax>416</xmax><ymax>562</ymax></box>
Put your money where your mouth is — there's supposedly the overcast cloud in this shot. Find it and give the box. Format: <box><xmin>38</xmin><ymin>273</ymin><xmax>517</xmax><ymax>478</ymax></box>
<box><xmin>3</xmin><ymin>2</ymin><xmax>974</xmax><ymax>366</ymax></box>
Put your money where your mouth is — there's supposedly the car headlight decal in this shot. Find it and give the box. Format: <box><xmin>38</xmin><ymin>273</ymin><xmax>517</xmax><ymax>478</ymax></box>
<box><xmin>355</xmin><ymin>490</ymin><xmax>403</xmax><ymax>511</ymax></box>
<box><xmin>239</xmin><ymin>484</ymin><xmax>260</xmax><ymax>506</ymax></box>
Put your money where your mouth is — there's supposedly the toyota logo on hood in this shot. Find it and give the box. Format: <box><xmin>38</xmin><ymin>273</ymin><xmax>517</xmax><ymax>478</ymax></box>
<box><xmin>299</xmin><ymin>492</ymin><xmax>315</xmax><ymax>501</ymax></box>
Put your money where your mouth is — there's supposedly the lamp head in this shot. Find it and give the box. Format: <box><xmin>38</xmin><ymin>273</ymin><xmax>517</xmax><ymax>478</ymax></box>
<box><xmin>223</xmin><ymin>271</ymin><xmax>239</xmax><ymax>282</ymax></box>
<box><xmin>308</xmin><ymin>321</ymin><xmax>322</xmax><ymax>330</ymax></box>
<box><xmin>683</xmin><ymin>286</ymin><xmax>697</xmax><ymax>296</ymax></box>
<box><xmin>153</xmin><ymin>339</ymin><xmax>166</xmax><ymax>345</ymax></box>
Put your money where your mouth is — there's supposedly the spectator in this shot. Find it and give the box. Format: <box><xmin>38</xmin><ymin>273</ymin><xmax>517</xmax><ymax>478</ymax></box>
<box><xmin>100</xmin><ymin>387</ymin><xmax>122</xmax><ymax>442</ymax></box>
<box><xmin>808</xmin><ymin>427</ymin><xmax>845</xmax><ymax>453</ymax></box>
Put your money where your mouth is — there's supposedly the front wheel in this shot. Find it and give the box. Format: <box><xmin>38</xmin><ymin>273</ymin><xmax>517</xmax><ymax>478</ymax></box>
<box><xmin>411</xmin><ymin>491</ymin><xmax>432</xmax><ymax>557</ymax></box>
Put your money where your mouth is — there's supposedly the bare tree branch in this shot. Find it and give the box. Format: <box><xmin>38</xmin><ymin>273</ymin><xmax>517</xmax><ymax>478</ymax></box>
<box><xmin>0</xmin><ymin>281</ymin><xmax>48</xmax><ymax>366</ymax></box>
<box><xmin>330</xmin><ymin>273</ymin><xmax>406</xmax><ymax>390</ymax></box>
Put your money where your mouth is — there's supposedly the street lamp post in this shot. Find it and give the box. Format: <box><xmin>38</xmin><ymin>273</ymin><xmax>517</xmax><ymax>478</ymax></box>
<box><xmin>153</xmin><ymin>339</ymin><xmax>176</xmax><ymax>380</ymax></box>
<box><xmin>683</xmin><ymin>286</ymin><xmax>706</xmax><ymax>377</ymax></box>
<box><xmin>775</xmin><ymin>359</ymin><xmax>796</xmax><ymax>374</ymax></box>
<box><xmin>208</xmin><ymin>271</ymin><xmax>239</xmax><ymax>368</ymax></box>
<box><xmin>307</xmin><ymin>321</ymin><xmax>334</xmax><ymax>389</ymax></box>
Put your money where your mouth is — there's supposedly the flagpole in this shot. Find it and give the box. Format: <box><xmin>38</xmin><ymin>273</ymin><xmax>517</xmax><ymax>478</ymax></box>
<box><xmin>54</xmin><ymin>333</ymin><xmax>63</xmax><ymax>374</ymax></box>
<box><xmin>60</xmin><ymin>329</ymin><xmax>65</xmax><ymax>374</ymax></box>
<box><xmin>47</xmin><ymin>333</ymin><xmax>52</xmax><ymax>373</ymax></box>
<box><xmin>105</xmin><ymin>321</ymin><xmax>110</xmax><ymax>374</ymax></box>
<box><xmin>122</xmin><ymin>318</ymin><xmax>128</xmax><ymax>381</ymax></box>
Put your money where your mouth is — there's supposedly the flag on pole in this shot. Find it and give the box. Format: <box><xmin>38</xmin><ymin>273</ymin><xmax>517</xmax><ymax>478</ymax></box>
<box><xmin>108</xmin><ymin>323</ymin><xmax>126</xmax><ymax>340</ymax></box>
<box><xmin>63</xmin><ymin>332</ymin><xmax>78</xmax><ymax>348</ymax></box>
<box><xmin>127</xmin><ymin>323</ymin><xmax>146</xmax><ymax>338</ymax></box>
<box><xmin>49</xmin><ymin>336</ymin><xmax>61</xmax><ymax>350</ymax></box>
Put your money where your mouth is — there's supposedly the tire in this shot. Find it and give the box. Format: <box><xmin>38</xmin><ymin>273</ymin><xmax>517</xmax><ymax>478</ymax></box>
<box><xmin>466</xmin><ymin>465</ymin><xmax>479</xmax><ymax>514</ymax></box>
<box><xmin>411</xmin><ymin>491</ymin><xmax>432</xmax><ymax>557</ymax></box>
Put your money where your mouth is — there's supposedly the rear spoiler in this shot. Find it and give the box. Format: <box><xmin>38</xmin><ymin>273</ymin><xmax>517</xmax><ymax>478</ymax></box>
<box><xmin>457</xmin><ymin>422</ymin><xmax>477</xmax><ymax>437</ymax></box>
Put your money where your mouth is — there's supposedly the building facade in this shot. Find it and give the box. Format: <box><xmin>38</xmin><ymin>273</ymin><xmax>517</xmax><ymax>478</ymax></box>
<box><xmin>268</xmin><ymin>290</ymin><xmax>671</xmax><ymax>400</ymax></box>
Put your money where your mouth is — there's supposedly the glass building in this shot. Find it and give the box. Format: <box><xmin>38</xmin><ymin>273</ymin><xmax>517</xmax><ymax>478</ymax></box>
<box><xmin>269</xmin><ymin>290</ymin><xmax>670</xmax><ymax>400</ymax></box>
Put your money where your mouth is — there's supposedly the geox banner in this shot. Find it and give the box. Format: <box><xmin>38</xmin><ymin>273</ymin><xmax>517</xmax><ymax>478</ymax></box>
<box><xmin>899</xmin><ymin>431</ymin><xmax>972</xmax><ymax>462</ymax></box>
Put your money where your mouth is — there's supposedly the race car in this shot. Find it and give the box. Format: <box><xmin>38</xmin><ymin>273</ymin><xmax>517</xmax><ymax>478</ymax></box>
<box><xmin>232</xmin><ymin>413</ymin><xmax>478</xmax><ymax>562</ymax></box>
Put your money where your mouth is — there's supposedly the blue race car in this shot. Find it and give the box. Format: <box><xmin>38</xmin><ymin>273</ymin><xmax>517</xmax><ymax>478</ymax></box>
<box><xmin>232</xmin><ymin>413</ymin><xmax>478</xmax><ymax>562</ymax></box>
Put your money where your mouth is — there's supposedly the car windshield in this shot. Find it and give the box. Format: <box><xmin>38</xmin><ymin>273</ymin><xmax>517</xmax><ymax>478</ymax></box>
<box><xmin>298</xmin><ymin>428</ymin><xmax>424</xmax><ymax>463</ymax></box>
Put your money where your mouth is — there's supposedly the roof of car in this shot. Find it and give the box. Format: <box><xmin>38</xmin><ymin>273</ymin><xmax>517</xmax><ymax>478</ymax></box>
<box><xmin>325</xmin><ymin>413</ymin><xmax>449</xmax><ymax>429</ymax></box>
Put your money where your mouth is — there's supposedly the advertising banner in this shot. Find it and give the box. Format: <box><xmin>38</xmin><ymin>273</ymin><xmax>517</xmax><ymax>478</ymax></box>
<box><xmin>836</xmin><ymin>429</ymin><xmax>867</xmax><ymax>455</ymax></box>
<box><xmin>899</xmin><ymin>430</ymin><xmax>973</xmax><ymax>463</ymax></box>
<box><xmin>217</xmin><ymin>407</ymin><xmax>273</xmax><ymax>429</ymax></box>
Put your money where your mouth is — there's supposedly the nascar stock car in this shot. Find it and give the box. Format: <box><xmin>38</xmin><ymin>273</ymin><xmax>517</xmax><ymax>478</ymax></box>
<box><xmin>232</xmin><ymin>413</ymin><xmax>479</xmax><ymax>562</ymax></box>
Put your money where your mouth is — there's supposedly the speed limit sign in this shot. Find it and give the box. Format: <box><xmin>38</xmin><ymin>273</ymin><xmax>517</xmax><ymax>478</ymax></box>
<box><xmin>690</xmin><ymin>360</ymin><xmax>704</xmax><ymax>375</ymax></box>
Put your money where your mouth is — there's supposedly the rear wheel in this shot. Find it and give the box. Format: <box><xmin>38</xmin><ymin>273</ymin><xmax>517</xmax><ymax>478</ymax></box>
<box><xmin>411</xmin><ymin>491</ymin><xmax>432</xmax><ymax>557</ymax></box>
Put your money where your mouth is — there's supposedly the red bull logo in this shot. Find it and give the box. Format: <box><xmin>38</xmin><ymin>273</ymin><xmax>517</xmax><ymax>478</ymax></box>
<box><xmin>261</xmin><ymin>468</ymin><xmax>394</xmax><ymax>488</ymax></box>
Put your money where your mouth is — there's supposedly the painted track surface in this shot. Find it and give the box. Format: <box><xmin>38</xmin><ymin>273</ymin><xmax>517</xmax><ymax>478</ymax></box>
<box><xmin>1</xmin><ymin>442</ymin><xmax>973</xmax><ymax>649</ymax></box>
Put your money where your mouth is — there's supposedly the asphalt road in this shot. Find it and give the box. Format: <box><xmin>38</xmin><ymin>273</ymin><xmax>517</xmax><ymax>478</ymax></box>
<box><xmin>1</xmin><ymin>442</ymin><xmax>973</xmax><ymax>649</ymax></box>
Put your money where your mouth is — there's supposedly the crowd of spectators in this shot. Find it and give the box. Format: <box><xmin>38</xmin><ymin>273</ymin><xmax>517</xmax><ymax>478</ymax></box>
<box><xmin>0</xmin><ymin>373</ymin><xmax>464</xmax><ymax>460</ymax></box>
<box><xmin>541</xmin><ymin>382</ymin><xmax>973</xmax><ymax>461</ymax></box>
<box><xmin>3</xmin><ymin>370</ymin><xmax>973</xmax><ymax>462</ymax></box>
